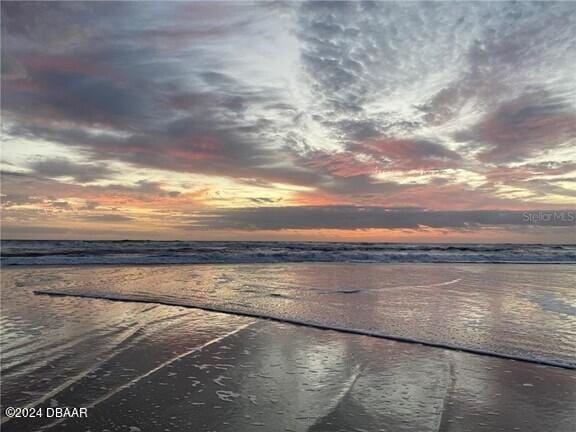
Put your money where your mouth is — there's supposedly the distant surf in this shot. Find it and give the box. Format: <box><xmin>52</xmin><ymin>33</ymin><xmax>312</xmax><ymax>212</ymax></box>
<box><xmin>2</xmin><ymin>240</ymin><xmax>575</xmax><ymax>266</ymax></box>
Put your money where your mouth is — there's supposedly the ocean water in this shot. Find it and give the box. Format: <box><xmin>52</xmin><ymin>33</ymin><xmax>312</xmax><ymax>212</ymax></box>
<box><xmin>2</xmin><ymin>240</ymin><xmax>575</xmax><ymax>266</ymax></box>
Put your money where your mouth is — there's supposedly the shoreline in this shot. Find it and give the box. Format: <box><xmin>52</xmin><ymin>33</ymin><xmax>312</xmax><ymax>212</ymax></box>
<box><xmin>3</xmin><ymin>260</ymin><xmax>576</xmax><ymax>269</ymax></box>
<box><xmin>34</xmin><ymin>288</ymin><xmax>576</xmax><ymax>371</ymax></box>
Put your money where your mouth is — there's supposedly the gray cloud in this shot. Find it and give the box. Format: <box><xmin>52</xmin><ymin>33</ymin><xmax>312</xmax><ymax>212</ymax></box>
<box><xmin>322</xmin><ymin>175</ymin><xmax>405</xmax><ymax>197</ymax></box>
<box><xmin>28</xmin><ymin>158</ymin><xmax>115</xmax><ymax>183</ymax></box>
<box><xmin>1</xmin><ymin>193</ymin><xmax>42</xmax><ymax>207</ymax></box>
<box><xmin>1</xmin><ymin>2</ymin><xmax>312</xmax><ymax>182</ymax></box>
<box><xmin>1</xmin><ymin>225</ymin><xmax>74</xmax><ymax>237</ymax></box>
<box><xmin>49</xmin><ymin>201</ymin><xmax>72</xmax><ymax>210</ymax></box>
<box><xmin>191</xmin><ymin>206</ymin><xmax>576</xmax><ymax>231</ymax></box>
<box><xmin>351</xmin><ymin>138</ymin><xmax>462</xmax><ymax>171</ymax></box>
<box><xmin>116</xmin><ymin>181</ymin><xmax>181</xmax><ymax>198</ymax></box>
<box><xmin>248</xmin><ymin>197</ymin><xmax>283</xmax><ymax>204</ymax></box>
<box><xmin>464</xmin><ymin>91</ymin><xmax>576</xmax><ymax>163</ymax></box>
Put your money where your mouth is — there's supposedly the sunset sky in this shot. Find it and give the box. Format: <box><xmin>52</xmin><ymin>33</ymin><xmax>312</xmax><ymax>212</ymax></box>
<box><xmin>1</xmin><ymin>1</ymin><xmax>575</xmax><ymax>242</ymax></box>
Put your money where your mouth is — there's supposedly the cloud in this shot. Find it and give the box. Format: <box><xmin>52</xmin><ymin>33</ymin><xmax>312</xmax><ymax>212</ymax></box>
<box><xmin>1</xmin><ymin>193</ymin><xmax>43</xmax><ymax>207</ymax></box>
<box><xmin>116</xmin><ymin>181</ymin><xmax>181</xmax><ymax>198</ymax></box>
<box><xmin>0</xmin><ymin>171</ymin><xmax>194</xmax><ymax>215</ymax></box>
<box><xmin>1</xmin><ymin>1</ymin><xmax>575</xmax><ymax>241</ymax></box>
<box><xmin>191</xmin><ymin>206</ymin><xmax>576</xmax><ymax>231</ymax></box>
<box><xmin>483</xmin><ymin>161</ymin><xmax>576</xmax><ymax>199</ymax></box>
<box><xmin>2</xmin><ymin>59</ymin><xmax>153</xmax><ymax>129</ymax></box>
<box><xmin>80</xmin><ymin>214</ymin><xmax>133</xmax><ymax>223</ymax></box>
<box><xmin>352</xmin><ymin>138</ymin><xmax>462</xmax><ymax>171</ymax></box>
<box><xmin>1</xmin><ymin>21</ymin><xmax>320</xmax><ymax>188</ymax></box>
<box><xmin>27</xmin><ymin>157</ymin><xmax>115</xmax><ymax>183</ymax></box>
<box><xmin>463</xmin><ymin>92</ymin><xmax>576</xmax><ymax>163</ymax></box>
<box><xmin>1</xmin><ymin>225</ymin><xmax>74</xmax><ymax>237</ymax></box>
<box><xmin>304</xmin><ymin>151</ymin><xmax>381</xmax><ymax>177</ymax></box>
<box><xmin>320</xmin><ymin>174</ymin><xmax>405</xmax><ymax>197</ymax></box>
<box><xmin>247</xmin><ymin>197</ymin><xmax>283</xmax><ymax>204</ymax></box>
<box><xmin>50</xmin><ymin>200</ymin><xmax>72</xmax><ymax>210</ymax></box>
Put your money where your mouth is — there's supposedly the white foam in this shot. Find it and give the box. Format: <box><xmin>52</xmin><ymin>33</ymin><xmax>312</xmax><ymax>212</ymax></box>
<box><xmin>4</xmin><ymin>241</ymin><xmax>575</xmax><ymax>266</ymax></box>
<box><xmin>216</xmin><ymin>390</ymin><xmax>241</xmax><ymax>402</ymax></box>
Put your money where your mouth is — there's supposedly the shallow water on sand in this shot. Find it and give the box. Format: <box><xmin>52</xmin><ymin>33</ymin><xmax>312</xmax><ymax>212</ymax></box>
<box><xmin>2</xmin><ymin>264</ymin><xmax>576</xmax><ymax>431</ymax></box>
<box><xmin>1</xmin><ymin>268</ymin><xmax>253</xmax><ymax>411</ymax></box>
<box><xmin>26</xmin><ymin>263</ymin><xmax>576</xmax><ymax>367</ymax></box>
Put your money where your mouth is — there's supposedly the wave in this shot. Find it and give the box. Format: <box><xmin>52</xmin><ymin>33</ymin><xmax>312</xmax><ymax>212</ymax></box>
<box><xmin>2</xmin><ymin>241</ymin><xmax>575</xmax><ymax>266</ymax></box>
<box><xmin>34</xmin><ymin>289</ymin><xmax>576</xmax><ymax>370</ymax></box>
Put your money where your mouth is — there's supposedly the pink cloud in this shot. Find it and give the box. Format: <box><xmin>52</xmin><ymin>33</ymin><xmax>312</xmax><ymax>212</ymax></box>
<box><xmin>354</xmin><ymin>138</ymin><xmax>462</xmax><ymax>171</ymax></box>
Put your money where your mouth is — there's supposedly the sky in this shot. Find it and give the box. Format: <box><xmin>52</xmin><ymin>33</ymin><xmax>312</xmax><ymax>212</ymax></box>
<box><xmin>1</xmin><ymin>1</ymin><xmax>575</xmax><ymax>242</ymax></box>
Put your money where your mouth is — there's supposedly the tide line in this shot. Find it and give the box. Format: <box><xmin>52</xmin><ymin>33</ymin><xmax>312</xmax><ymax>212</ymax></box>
<box><xmin>34</xmin><ymin>289</ymin><xmax>576</xmax><ymax>371</ymax></box>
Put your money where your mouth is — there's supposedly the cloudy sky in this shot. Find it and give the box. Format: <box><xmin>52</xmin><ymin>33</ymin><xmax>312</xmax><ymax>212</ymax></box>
<box><xmin>1</xmin><ymin>1</ymin><xmax>575</xmax><ymax>242</ymax></box>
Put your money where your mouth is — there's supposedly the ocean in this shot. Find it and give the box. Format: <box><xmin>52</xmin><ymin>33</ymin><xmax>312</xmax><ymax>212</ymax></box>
<box><xmin>2</xmin><ymin>240</ymin><xmax>575</xmax><ymax>266</ymax></box>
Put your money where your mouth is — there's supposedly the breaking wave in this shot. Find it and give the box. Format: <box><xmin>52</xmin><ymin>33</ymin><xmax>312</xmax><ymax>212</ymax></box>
<box><xmin>2</xmin><ymin>240</ymin><xmax>575</xmax><ymax>266</ymax></box>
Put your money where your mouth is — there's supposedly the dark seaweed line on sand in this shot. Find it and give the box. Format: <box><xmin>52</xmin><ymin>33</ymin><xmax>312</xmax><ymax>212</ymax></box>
<box><xmin>34</xmin><ymin>289</ymin><xmax>575</xmax><ymax>371</ymax></box>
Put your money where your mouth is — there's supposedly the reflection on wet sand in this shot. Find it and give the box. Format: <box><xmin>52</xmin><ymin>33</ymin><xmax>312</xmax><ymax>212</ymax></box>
<box><xmin>2</xmin><ymin>265</ymin><xmax>576</xmax><ymax>431</ymax></box>
<box><xmin>11</xmin><ymin>322</ymin><xmax>575</xmax><ymax>432</ymax></box>
<box><xmin>28</xmin><ymin>263</ymin><xmax>576</xmax><ymax>367</ymax></box>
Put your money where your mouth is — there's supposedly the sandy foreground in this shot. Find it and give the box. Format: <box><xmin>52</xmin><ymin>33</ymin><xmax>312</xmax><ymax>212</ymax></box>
<box><xmin>1</xmin><ymin>264</ymin><xmax>575</xmax><ymax>431</ymax></box>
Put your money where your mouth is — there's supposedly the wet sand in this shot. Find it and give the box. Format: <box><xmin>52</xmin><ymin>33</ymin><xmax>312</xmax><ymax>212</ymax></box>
<box><xmin>4</xmin><ymin>320</ymin><xmax>576</xmax><ymax>432</ymax></box>
<box><xmin>18</xmin><ymin>263</ymin><xmax>576</xmax><ymax>367</ymax></box>
<box><xmin>2</xmin><ymin>265</ymin><xmax>576</xmax><ymax>431</ymax></box>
